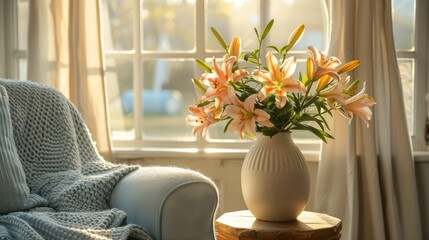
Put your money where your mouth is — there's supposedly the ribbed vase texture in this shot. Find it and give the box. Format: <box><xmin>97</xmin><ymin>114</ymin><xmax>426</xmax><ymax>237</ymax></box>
<box><xmin>241</xmin><ymin>132</ymin><xmax>310</xmax><ymax>221</ymax></box>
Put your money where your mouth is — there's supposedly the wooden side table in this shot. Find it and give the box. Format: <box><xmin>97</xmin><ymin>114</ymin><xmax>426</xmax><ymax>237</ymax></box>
<box><xmin>216</xmin><ymin>210</ymin><xmax>342</xmax><ymax>240</ymax></box>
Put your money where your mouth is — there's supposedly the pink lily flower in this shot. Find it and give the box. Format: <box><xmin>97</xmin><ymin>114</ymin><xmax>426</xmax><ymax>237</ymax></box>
<box><xmin>252</xmin><ymin>52</ymin><xmax>306</xmax><ymax>109</ymax></box>
<box><xmin>224</xmin><ymin>95</ymin><xmax>274</xmax><ymax>139</ymax></box>
<box><xmin>201</xmin><ymin>56</ymin><xmax>248</xmax><ymax>108</ymax></box>
<box><xmin>340</xmin><ymin>82</ymin><xmax>376</xmax><ymax>127</ymax></box>
<box><xmin>319</xmin><ymin>76</ymin><xmax>351</xmax><ymax>109</ymax></box>
<box><xmin>186</xmin><ymin>105</ymin><xmax>219</xmax><ymax>138</ymax></box>
<box><xmin>307</xmin><ymin>46</ymin><xmax>341</xmax><ymax>81</ymax></box>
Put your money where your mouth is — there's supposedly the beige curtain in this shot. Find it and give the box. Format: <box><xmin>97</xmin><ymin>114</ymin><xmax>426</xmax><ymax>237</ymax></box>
<box><xmin>27</xmin><ymin>0</ymin><xmax>112</xmax><ymax>160</ymax></box>
<box><xmin>315</xmin><ymin>0</ymin><xmax>422</xmax><ymax>239</ymax></box>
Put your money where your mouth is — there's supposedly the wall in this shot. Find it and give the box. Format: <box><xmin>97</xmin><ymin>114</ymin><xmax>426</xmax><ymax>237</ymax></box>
<box><xmin>415</xmin><ymin>160</ymin><xmax>429</xmax><ymax>239</ymax></box>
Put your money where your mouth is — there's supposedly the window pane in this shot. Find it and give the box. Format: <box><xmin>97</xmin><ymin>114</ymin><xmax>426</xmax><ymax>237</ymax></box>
<box><xmin>398</xmin><ymin>59</ymin><xmax>414</xmax><ymax>133</ymax></box>
<box><xmin>18</xmin><ymin>0</ymin><xmax>29</xmax><ymax>50</ymax></box>
<box><xmin>141</xmin><ymin>59</ymin><xmax>195</xmax><ymax>139</ymax></box>
<box><xmin>105</xmin><ymin>58</ymin><xmax>134</xmax><ymax>140</ymax></box>
<box><xmin>206</xmin><ymin>0</ymin><xmax>260</xmax><ymax>51</ymax></box>
<box><xmin>102</xmin><ymin>0</ymin><xmax>134</xmax><ymax>50</ymax></box>
<box><xmin>142</xmin><ymin>0</ymin><xmax>195</xmax><ymax>51</ymax></box>
<box><xmin>18</xmin><ymin>58</ymin><xmax>27</xmax><ymax>80</ymax></box>
<box><xmin>392</xmin><ymin>0</ymin><xmax>415</xmax><ymax>50</ymax></box>
<box><xmin>268</xmin><ymin>0</ymin><xmax>328</xmax><ymax>51</ymax></box>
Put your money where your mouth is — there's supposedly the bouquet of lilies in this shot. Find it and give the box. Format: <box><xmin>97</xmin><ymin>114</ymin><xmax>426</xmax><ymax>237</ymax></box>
<box><xmin>186</xmin><ymin>20</ymin><xmax>375</xmax><ymax>142</ymax></box>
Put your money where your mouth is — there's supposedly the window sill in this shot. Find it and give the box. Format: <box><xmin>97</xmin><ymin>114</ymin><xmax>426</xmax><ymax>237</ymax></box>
<box><xmin>113</xmin><ymin>147</ymin><xmax>321</xmax><ymax>162</ymax></box>
<box><xmin>414</xmin><ymin>151</ymin><xmax>429</xmax><ymax>162</ymax></box>
<box><xmin>113</xmin><ymin>148</ymin><xmax>429</xmax><ymax>163</ymax></box>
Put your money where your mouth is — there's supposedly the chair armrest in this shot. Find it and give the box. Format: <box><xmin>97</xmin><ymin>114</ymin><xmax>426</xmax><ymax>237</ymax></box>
<box><xmin>109</xmin><ymin>166</ymin><xmax>219</xmax><ymax>240</ymax></box>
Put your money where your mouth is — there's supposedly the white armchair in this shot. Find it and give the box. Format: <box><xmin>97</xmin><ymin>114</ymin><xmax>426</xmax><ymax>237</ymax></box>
<box><xmin>110</xmin><ymin>166</ymin><xmax>219</xmax><ymax>240</ymax></box>
<box><xmin>0</xmin><ymin>78</ymin><xmax>219</xmax><ymax>240</ymax></box>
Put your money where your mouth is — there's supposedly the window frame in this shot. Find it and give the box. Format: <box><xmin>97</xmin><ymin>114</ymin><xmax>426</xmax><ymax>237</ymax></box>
<box><xmin>410</xmin><ymin>0</ymin><xmax>429</xmax><ymax>150</ymax></box>
<box><xmin>104</xmin><ymin>0</ymin><xmax>325</xmax><ymax>160</ymax></box>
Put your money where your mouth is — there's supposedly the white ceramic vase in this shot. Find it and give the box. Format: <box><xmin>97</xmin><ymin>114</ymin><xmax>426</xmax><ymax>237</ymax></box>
<box><xmin>241</xmin><ymin>131</ymin><xmax>310</xmax><ymax>221</ymax></box>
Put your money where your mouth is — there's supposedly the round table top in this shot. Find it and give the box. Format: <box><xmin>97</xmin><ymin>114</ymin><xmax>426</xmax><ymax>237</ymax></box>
<box><xmin>216</xmin><ymin>210</ymin><xmax>342</xmax><ymax>240</ymax></box>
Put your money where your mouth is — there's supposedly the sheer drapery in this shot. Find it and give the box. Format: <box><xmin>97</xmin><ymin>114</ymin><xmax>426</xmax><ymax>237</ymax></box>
<box><xmin>315</xmin><ymin>0</ymin><xmax>422</xmax><ymax>239</ymax></box>
<box><xmin>27</xmin><ymin>0</ymin><xmax>112</xmax><ymax>160</ymax></box>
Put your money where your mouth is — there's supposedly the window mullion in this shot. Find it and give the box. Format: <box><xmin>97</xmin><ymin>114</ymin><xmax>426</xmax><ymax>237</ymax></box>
<box><xmin>413</xmin><ymin>0</ymin><xmax>429</xmax><ymax>148</ymax></box>
<box><xmin>3</xmin><ymin>0</ymin><xmax>19</xmax><ymax>78</ymax></box>
<box><xmin>133</xmin><ymin>0</ymin><xmax>142</xmax><ymax>141</ymax></box>
<box><xmin>194</xmin><ymin>0</ymin><xmax>208</xmax><ymax>149</ymax></box>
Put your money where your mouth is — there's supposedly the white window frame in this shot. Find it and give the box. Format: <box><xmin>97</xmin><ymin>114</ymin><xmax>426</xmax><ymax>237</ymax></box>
<box><xmin>106</xmin><ymin>0</ymin><xmax>323</xmax><ymax>160</ymax></box>
<box><xmin>409</xmin><ymin>0</ymin><xmax>429</xmax><ymax>151</ymax></box>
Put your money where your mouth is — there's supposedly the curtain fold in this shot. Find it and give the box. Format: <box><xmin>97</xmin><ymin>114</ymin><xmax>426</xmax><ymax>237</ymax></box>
<box><xmin>315</xmin><ymin>0</ymin><xmax>422</xmax><ymax>239</ymax></box>
<box><xmin>27</xmin><ymin>0</ymin><xmax>112</xmax><ymax>161</ymax></box>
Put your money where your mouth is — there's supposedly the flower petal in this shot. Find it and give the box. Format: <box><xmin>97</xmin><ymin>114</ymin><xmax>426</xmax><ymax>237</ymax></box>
<box><xmin>252</xmin><ymin>70</ymin><xmax>274</xmax><ymax>85</ymax></box>
<box><xmin>279</xmin><ymin>56</ymin><xmax>297</xmax><ymax>77</ymax></box>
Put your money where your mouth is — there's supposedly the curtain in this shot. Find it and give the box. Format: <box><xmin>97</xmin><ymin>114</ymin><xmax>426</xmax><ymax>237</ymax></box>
<box><xmin>27</xmin><ymin>0</ymin><xmax>112</xmax><ymax>161</ymax></box>
<box><xmin>315</xmin><ymin>0</ymin><xmax>422</xmax><ymax>239</ymax></box>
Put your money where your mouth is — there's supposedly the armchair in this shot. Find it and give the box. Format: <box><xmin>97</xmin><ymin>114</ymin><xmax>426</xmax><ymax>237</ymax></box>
<box><xmin>0</xmin><ymin>78</ymin><xmax>219</xmax><ymax>240</ymax></box>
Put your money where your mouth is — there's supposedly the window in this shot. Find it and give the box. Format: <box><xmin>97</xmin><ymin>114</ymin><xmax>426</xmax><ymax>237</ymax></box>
<box><xmin>1</xmin><ymin>0</ymin><xmax>427</xmax><ymax>155</ymax></box>
<box><xmin>102</xmin><ymin>0</ymin><xmax>327</xmax><ymax>156</ymax></box>
<box><xmin>392</xmin><ymin>0</ymin><xmax>428</xmax><ymax>150</ymax></box>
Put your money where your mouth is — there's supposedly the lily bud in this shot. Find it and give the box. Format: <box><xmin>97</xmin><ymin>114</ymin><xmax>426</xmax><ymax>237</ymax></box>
<box><xmin>192</xmin><ymin>78</ymin><xmax>207</xmax><ymax>94</ymax></box>
<box><xmin>316</xmin><ymin>75</ymin><xmax>332</xmax><ymax>92</ymax></box>
<box><xmin>229</xmin><ymin>36</ymin><xmax>241</xmax><ymax>58</ymax></box>
<box><xmin>344</xmin><ymin>79</ymin><xmax>360</xmax><ymax>95</ymax></box>
<box><xmin>287</xmin><ymin>24</ymin><xmax>305</xmax><ymax>49</ymax></box>
<box><xmin>306</xmin><ymin>58</ymin><xmax>314</xmax><ymax>81</ymax></box>
<box><xmin>338</xmin><ymin>60</ymin><xmax>360</xmax><ymax>75</ymax></box>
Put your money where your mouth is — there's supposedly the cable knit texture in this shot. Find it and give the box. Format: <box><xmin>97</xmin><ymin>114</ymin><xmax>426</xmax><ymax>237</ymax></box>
<box><xmin>0</xmin><ymin>86</ymin><xmax>30</xmax><ymax>214</ymax></box>
<box><xmin>0</xmin><ymin>79</ymin><xmax>152</xmax><ymax>240</ymax></box>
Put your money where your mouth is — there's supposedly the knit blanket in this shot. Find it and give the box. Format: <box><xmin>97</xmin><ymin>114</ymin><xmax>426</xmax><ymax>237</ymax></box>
<box><xmin>0</xmin><ymin>79</ymin><xmax>152</xmax><ymax>240</ymax></box>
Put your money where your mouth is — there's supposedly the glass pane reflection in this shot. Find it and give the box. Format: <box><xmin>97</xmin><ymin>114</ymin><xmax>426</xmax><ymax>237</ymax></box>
<box><xmin>392</xmin><ymin>0</ymin><xmax>415</xmax><ymax>51</ymax></box>
<box><xmin>141</xmin><ymin>60</ymin><xmax>195</xmax><ymax>140</ymax></box>
<box><xmin>398</xmin><ymin>59</ymin><xmax>414</xmax><ymax>133</ymax></box>
<box><xmin>142</xmin><ymin>0</ymin><xmax>195</xmax><ymax>51</ymax></box>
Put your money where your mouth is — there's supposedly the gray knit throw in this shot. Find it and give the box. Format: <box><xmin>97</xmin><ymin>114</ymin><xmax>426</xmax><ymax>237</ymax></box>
<box><xmin>0</xmin><ymin>79</ymin><xmax>152</xmax><ymax>240</ymax></box>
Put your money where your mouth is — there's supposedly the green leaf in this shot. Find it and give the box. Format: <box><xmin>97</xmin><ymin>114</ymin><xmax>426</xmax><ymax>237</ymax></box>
<box><xmin>314</xmin><ymin>100</ymin><xmax>322</xmax><ymax>114</ymax></box>
<box><xmin>244</xmin><ymin>52</ymin><xmax>253</xmax><ymax>61</ymax></box>
<box><xmin>254</xmin><ymin>27</ymin><xmax>260</xmax><ymax>39</ymax></box>
<box><xmin>280</xmin><ymin>45</ymin><xmax>289</xmax><ymax>55</ymax></box>
<box><xmin>261</xmin><ymin>19</ymin><xmax>274</xmax><ymax>40</ymax></box>
<box><xmin>277</xmin><ymin>102</ymin><xmax>293</xmax><ymax>117</ymax></box>
<box><xmin>292</xmin><ymin>93</ymin><xmax>301</xmax><ymax>110</ymax></box>
<box><xmin>302</xmin><ymin>74</ymin><xmax>311</xmax><ymax>86</ymax></box>
<box><xmin>211</xmin><ymin>27</ymin><xmax>228</xmax><ymax>50</ymax></box>
<box><xmin>297</xmin><ymin>113</ymin><xmax>313</xmax><ymax>122</ymax></box>
<box><xmin>192</xmin><ymin>78</ymin><xmax>207</xmax><ymax>94</ymax></box>
<box><xmin>319</xmin><ymin>114</ymin><xmax>331</xmax><ymax>131</ymax></box>
<box><xmin>245</xmin><ymin>132</ymin><xmax>256</xmax><ymax>140</ymax></box>
<box><xmin>246</xmin><ymin>59</ymin><xmax>260</xmax><ymax>65</ymax></box>
<box><xmin>313</xmin><ymin>117</ymin><xmax>325</xmax><ymax>131</ymax></box>
<box><xmin>267</xmin><ymin>45</ymin><xmax>279</xmax><ymax>53</ymax></box>
<box><xmin>252</xmin><ymin>49</ymin><xmax>260</xmax><ymax>56</ymax></box>
<box><xmin>223</xmin><ymin>118</ymin><xmax>233</xmax><ymax>133</ymax></box>
<box><xmin>292</xmin><ymin>123</ymin><xmax>333</xmax><ymax>143</ymax></box>
<box><xmin>197</xmin><ymin>100</ymin><xmax>212</xmax><ymax>108</ymax></box>
<box><xmin>196</xmin><ymin>59</ymin><xmax>212</xmax><ymax>73</ymax></box>
<box><xmin>301</xmin><ymin>96</ymin><xmax>319</xmax><ymax>109</ymax></box>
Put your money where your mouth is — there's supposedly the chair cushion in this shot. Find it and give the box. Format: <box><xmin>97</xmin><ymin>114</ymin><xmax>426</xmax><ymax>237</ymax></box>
<box><xmin>0</xmin><ymin>86</ymin><xmax>30</xmax><ymax>214</ymax></box>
